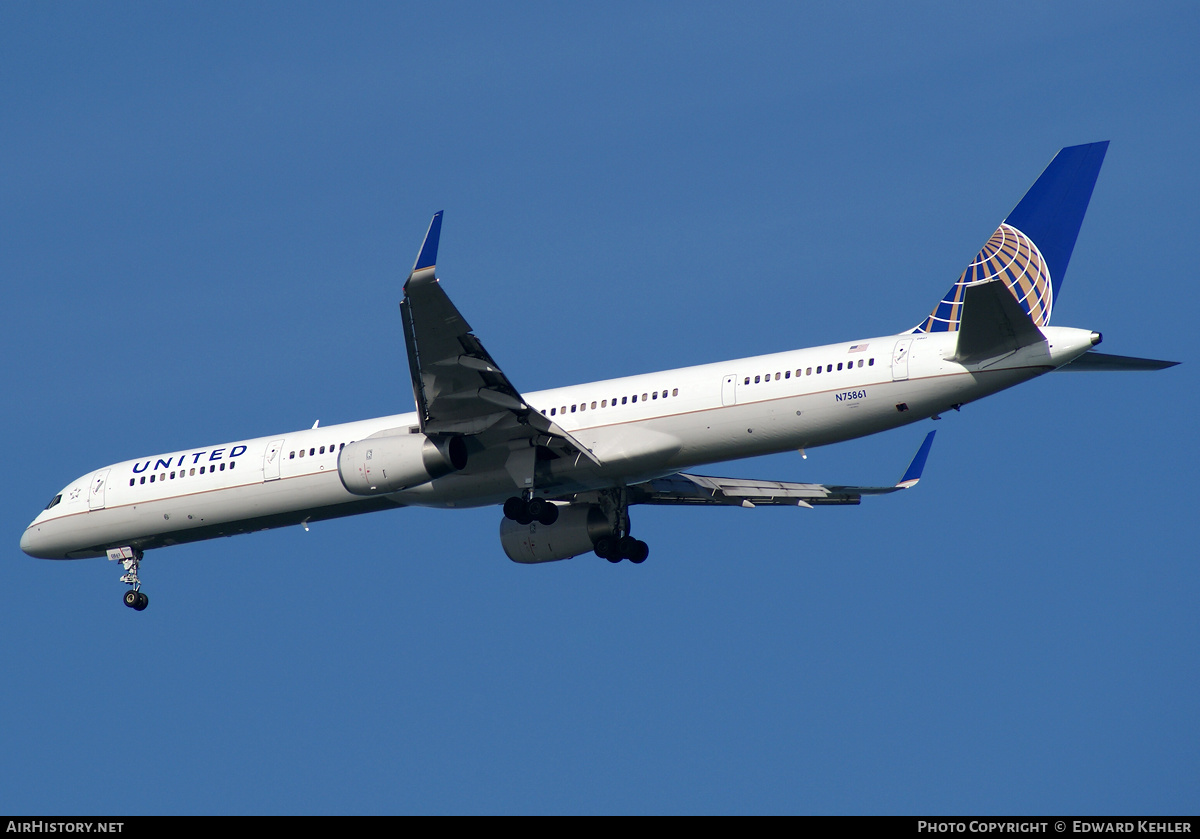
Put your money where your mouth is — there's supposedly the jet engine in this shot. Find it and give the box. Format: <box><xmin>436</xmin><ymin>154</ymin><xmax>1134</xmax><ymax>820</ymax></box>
<box><xmin>338</xmin><ymin>432</ymin><xmax>467</xmax><ymax>495</ymax></box>
<box><xmin>500</xmin><ymin>503</ymin><xmax>615</xmax><ymax>563</ymax></box>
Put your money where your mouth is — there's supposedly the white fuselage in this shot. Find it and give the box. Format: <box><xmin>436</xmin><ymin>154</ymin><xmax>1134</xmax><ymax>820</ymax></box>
<box><xmin>20</xmin><ymin>326</ymin><xmax>1098</xmax><ymax>560</ymax></box>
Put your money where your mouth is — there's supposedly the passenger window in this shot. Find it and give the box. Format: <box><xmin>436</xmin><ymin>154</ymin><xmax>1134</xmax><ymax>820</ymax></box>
<box><xmin>550</xmin><ymin>408</ymin><xmax>556</xmax><ymax>416</ymax></box>
<box><xmin>140</xmin><ymin>476</ymin><xmax>146</xmax><ymax>485</ymax></box>
<box><xmin>869</xmin><ymin>358</ymin><xmax>875</xmax><ymax>366</ymax></box>
<box><xmin>571</xmin><ymin>405</ymin><xmax>576</xmax><ymax>413</ymax></box>
<box><xmin>170</xmin><ymin>471</ymin><xmax>176</xmax><ymax>479</ymax></box>
<box><xmin>230</xmin><ymin>461</ymin><xmax>235</xmax><ymax>470</ymax></box>
<box><xmin>309</xmin><ymin>448</ymin><xmax>315</xmax><ymax>457</ymax></box>
<box><xmin>200</xmin><ymin>467</ymin><xmax>205</xmax><ymax>474</ymax></box>
<box><xmin>785</xmin><ymin>371</ymin><xmax>791</xmax><ymax>379</ymax></box>
<box><xmin>591</xmin><ymin>401</ymin><xmax>597</xmax><ymax>409</ymax></box>
<box><xmin>672</xmin><ymin>388</ymin><xmax>678</xmax><ymax>396</ymax></box>
<box><xmin>220</xmin><ymin>463</ymin><xmax>226</xmax><ymax>471</ymax></box>
<box><xmin>150</xmin><ymin>475</ymin><xmax>155</xmax><ymax>483</ymax></box>
<box><xmin>806</xmin><ymin>367</ymin><xmax>812</xmax><ymax>375</ymax></box>
<box><xmin>826</xmin><ymin>364</ymin><xmax>832</xmax><ymax>372</ymax></box>
<box><xmin>837</xmin><ymin>362</ymin><xmax>843</xmax><ymax>371</ymax></box>
<box><xmin>816</xmin><ymin>366</ymin><xmax>821</xmax><ymax>374</ymax></box>
<box><xmin>129</xmin><ymin>479</ymin><xmax>135</xmax><ymax>486</ymax></box>
<box><xmin>858</xmin><ymin>359</ymin><xmax>863</xmax><ymax>367</ymax></box>
<box><xmin>289</xmin><ymin>452</ymin><xmax>295</xmax><ymax>459</ymax></box>
<box><xmin>320</xmin><ymin>446</ymin><xmax>325</xmax><ymax>454</ymax></box>
<box><xmin>775</xmin><ymin>373</ymin><xmax>780</xmax><ymax>381</ymax></box>
<box><xmin>190</xmin><ymin>468</ymin><xmax>195</xmax><ymax>476</ymax></box>
<box><xmin>652</xmin><ymin>392</ymin><xmax>657</xmax><ymax>400</ymax></box>
<box><xmin>632</xmin><ymin>395</ymin><xmax>637</xmax><ymax>403</ymax></box>
<box><xmin>622</xmin><ymin>396</ymin><xmax>628</xmax><ymax>404</ymax></box>
<box><xmin>744</xmin><ymin>377</ymin><xmax>750</xmax><ymax>385</ymax></box>
<box><xmin>754</xmin><ymin>375</ymin><xmax>760</xmax><ymax>383</ymax></box>
<box><xmin>642</xmin><ymin>393</ymin><xmax>648</xmax><ymax>401</ymax></box>
<box><xmin>601</xmin><ymin>400</ymin><xmax>607</xmax><ymax>408</ymax></box>
<box><xmin>561</xmin><ymin>406</ymin><xmax>566</xmax><ymax>414</ymax></box>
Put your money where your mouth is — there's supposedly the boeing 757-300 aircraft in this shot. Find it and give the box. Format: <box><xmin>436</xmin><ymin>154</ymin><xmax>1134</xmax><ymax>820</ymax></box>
<box><xmin>21</xmin><ymin>142</ymin><xmax>1176</xmax><ymax>610</ymax></box>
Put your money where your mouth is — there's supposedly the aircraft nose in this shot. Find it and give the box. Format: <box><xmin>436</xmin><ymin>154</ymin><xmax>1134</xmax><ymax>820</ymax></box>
<box><xmin>20</xmin><ymin>524</ymin><xmax>53</xmax><ymax>559</ymax></box>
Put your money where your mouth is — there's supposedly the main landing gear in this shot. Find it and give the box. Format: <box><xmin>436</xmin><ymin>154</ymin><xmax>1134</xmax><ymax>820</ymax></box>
<box><xmin>502</xmin><ymin>488</ymin><xmax>650</xmax><ymax>564</ymax></box>
<box><xmin>593</xmin><ymin>534</ymin><xmax>649</xmax><ymax>564</ymax></box>
<box><xmin>503</xmin><ymin>495</ymin><xmax>560</xmax><ymax>526</ymax></box>
<box><xmin>592</xmin><ymin>487</ymin><xmax>649</xmax><ymax>564</ymax></box>
<box><xmin>112</xmin><ymin>547</ymin><xmax>149</xmax><ymax>611</ymax></box>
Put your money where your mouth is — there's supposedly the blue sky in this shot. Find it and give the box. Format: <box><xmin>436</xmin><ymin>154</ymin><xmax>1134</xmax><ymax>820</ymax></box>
<box><xmin>2</xmin><ymin>2</ymin><xmax>1196</xmax><ymax>814</ymax></box>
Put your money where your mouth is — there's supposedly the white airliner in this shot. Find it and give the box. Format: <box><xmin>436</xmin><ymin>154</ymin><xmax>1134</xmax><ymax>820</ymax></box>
<box><xmin>21</xmin><ymin>142</ymin><xmax>1176</xmax><ymax>610</ymax></box>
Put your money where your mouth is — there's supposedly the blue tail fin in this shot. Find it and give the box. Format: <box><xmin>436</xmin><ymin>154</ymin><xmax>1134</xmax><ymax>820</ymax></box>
<box><xmin>914</xmin><ymin>142</ymin><xmax>1109</xmax><ymax>334</ymax></box>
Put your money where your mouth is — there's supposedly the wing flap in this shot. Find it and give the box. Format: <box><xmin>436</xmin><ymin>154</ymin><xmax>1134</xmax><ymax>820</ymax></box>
<box><xmin>629</xmin><ymin>432</ymin><xmax>936</xmax><ymax>508</ymax></box>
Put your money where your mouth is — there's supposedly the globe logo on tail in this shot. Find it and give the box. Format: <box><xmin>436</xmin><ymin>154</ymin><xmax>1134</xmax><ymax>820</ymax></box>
<box><xmin>915</xmin><ymin>223</ymin><xmax>1052</xmax><ymax>333</ymax></box>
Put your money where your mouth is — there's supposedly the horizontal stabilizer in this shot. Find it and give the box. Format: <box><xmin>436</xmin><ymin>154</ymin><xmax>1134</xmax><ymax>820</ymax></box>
<box><xmin>951</xmin><ymin>280</ymin><xmax>1045</xmax><ymax>364</ymax></box>
<box><xmin>1057</xmin><ymin>351</ymin><xmax>1179</xmax><ymax>372</ymax></box>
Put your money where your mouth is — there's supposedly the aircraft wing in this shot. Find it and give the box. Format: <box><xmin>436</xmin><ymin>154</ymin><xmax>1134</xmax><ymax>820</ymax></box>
<box><xmin>627</xmin><ymin>431</ymin><xmax>935</xmax><ymax>508</ymax></box>
<box><xmin>400</xmin><ymin>213</ymin><xmax>601</xmax><ymax>469</ymax></box>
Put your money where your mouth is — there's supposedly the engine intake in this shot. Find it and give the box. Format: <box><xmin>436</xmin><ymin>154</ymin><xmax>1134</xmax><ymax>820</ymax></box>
<box><xmin>338</xmin><ymin>432</ymin><xmax>467</xmax><ymax>495</ymax></box>
<box><xmin>500</xmin><ymin>503</ymin><xmax>614</xmax><ymax>563</ymax></box>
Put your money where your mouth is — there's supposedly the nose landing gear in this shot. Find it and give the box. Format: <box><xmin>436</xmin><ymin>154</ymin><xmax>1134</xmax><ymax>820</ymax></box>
<box><xmin>108</xmin><ymin>547</ymin><xmax>149</xmax><ymax>611</ymax></box>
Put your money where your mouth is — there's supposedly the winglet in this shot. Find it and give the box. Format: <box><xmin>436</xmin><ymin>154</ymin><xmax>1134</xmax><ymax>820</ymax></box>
<box><xmin>410</xmin><ymin>211</ymin><xmax>444</xmax><ymax>278</ymax></box>
<box><xmin>896</xmin><ymin>431</ymin><xmax>936</xmax><ymax>488</ymax></box>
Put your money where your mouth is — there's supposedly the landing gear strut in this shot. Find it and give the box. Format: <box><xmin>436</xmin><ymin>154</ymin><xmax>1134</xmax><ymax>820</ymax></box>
<box><xmin>591</xmin><ymin>488</ymin><xmax>649</xmax><ymax>564</ymax></box>
<box><xmin>113</xmin><ymin>547</ymin><xmax>149</xmax><ymax>611</ymax></box>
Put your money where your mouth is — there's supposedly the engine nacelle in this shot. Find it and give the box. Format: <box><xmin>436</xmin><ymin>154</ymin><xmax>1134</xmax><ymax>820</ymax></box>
<box><xmin>338</xmin><ymin>432</ymin><xmax>467</xmax><ymax>495</ymax></box>
<box><xmin>500</xmin><ymin>503</ymin><xmax>615</xmax><ymax>564</ymax></box>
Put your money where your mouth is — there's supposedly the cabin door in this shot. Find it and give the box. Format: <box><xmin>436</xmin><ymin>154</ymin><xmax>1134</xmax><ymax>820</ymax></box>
<box><xmin>892</xmin><ymin>338</ymin><xmax>913</xmax><ymax>381</ymax></box>
<box><xmin>263</xmin><ymin>439</ymin><xmax>286</xmax><ymax>481</ymax></box>
<box><xmin>88</xmin><ymin>469</ymin><xmax>109</xmax><ymax>510</ymax></box>
<box><xmin>722</xmin><ymin>374</ymin><xmax>738</xmax><ymax>406</ymax></box>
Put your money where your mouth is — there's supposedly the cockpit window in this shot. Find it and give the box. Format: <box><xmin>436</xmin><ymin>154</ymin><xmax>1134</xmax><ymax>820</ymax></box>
<box><xmin>45</xmin><ymin>494</ymin><xmax>62</xmax><ymax>511</ymax></box>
